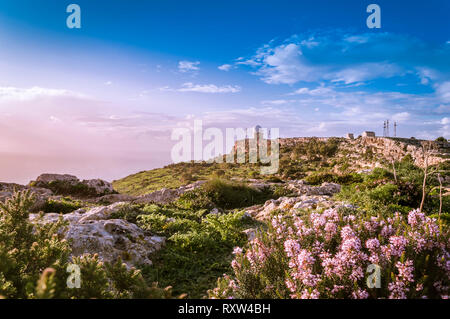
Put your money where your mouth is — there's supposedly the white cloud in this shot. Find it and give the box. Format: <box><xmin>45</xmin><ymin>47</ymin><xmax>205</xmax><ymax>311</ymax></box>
<box><xmin>300</xmin><ymin>37</ymin><xmax>320</xmax><ymax>48</ymax></box>
<box><xmin>344</xmin><ymin>35</ymin><xmax>369</xmax><ymax>44</ymax></box>
<box><xmin>436</xmin><ymin>81</ymin><xmax>450</xmax><ymax>103</ymax></box>
<box><xmin>435</xmin><ymin>104</ymin><xmax>450</xmax><ymax>114</ymax></box>
<box><xmin>246</xmin><ymin>42</ymin><xmax>402</xmax><ymax>85</ymax></box>
<box><xmin>261</xmin><ymin>99</ymin><xmax>295</xmax><ymax>105</ymax></box>
<box><xmin>329</xmin><ymin>63</ymin><xmax>402</xmax><ymax>84</ymax></box>
<box><xmin>415</xmin><ymin>67</ymin><xmax>440</xmax><ymax>85</ymax></box>
<box><xmin>290</xmin><ymin>86</ymin><xmax>334</xmax><ymax>96</ymax></box>
<box><xmin>255</xmin><ymin>43</ymin><xmax>321</xmax><ymax>84</ymax></box>
<box><xmin>0</xmin><ymin>86</ymin><xmax>86</xmax><ymax>101</ymax></box>
<box><xmin>218</xmin><ymin>64</ymin><xmax>232</xmax><ymax>71</ymax></box>
<box><xmin>178</xmin><ymin>82</ymin><xmax>241</xmax><ymax>93</ymax></box>
<box><xmin>178</xmin><ymin>60</ymin><xmax>200</xmax><ymax>73</ymax></box>
<box><xmin>392</xmin><ymin>112</ymin><xmax>411</xmax><ymax>123</ymax></box>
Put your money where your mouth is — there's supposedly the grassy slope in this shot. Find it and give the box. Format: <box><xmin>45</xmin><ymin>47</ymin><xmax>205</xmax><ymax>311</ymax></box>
<box><xmin>112</xmin><ymin>162</ymin><xmax>263</xmax><ymax>196</ymax></box>
<box><xmin>112</xmin><ymin>138</ymin><xmax>343</xmax><ymax>195</ymax></box>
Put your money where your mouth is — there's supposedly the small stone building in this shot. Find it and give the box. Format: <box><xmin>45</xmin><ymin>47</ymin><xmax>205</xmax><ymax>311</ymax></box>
<box><xmin>346</xmin><ymin>133</ymin><xmax>354</xmax><ymax>139</ymax></box>
<box><xmin>362</xmin><ymin>131</ymin><xmax>376</xmax><ymax>138</ymax></box>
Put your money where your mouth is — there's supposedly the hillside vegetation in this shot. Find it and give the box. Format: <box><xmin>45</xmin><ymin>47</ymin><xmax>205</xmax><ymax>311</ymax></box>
<box><xmin>1</xmin><ymin>136</ymin><xmax>449</xmax><ymax>299</ymax></box>
<box><xmin>113</xmin><ymin>137</ymin><xmax>450</xmax><ymax>196</ymax></box>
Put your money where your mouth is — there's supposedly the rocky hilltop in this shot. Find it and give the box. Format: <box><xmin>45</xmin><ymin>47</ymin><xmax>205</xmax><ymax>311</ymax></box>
<box><xmin>235</xmin><ymin>135</ymin><xmax>450</xmax><ymax>169</ymax></box>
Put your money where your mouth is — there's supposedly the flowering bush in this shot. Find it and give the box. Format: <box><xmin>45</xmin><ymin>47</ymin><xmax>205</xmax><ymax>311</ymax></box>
<box><xmin>209</xmin><ymin>208</ymin><xmax>449</xmax><ymax>299</ymax></box>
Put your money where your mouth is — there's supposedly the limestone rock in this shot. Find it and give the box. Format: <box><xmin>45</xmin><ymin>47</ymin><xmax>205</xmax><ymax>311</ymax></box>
<box><xmin>251</xmin><ymin>191</ymin><xmax>339</xmax><ymax>220</ymax></box>
<box><xmin>66</xmin><ymin>219</ymin><xmax>164</xmax><ymax>267</ymax></box>
<box><xmin>93</xmin><ymin>193</ymin><xmax>137</xmax><ymax>205</ymax></box>
<box><xmin>287</xmin><ymin>181</ymin><xmax>341</xmax><ymax>196</ymax></box>
<box><xmin>36</xmin><ymin>173</ymin><xmax>79</xmax><ymax>184</ymax></box>
<box><xmin>77</xmin><ymin>202</ymin><xmax>126</xmax><ymax>223</ymax></box>
<box><xmin>82</xmin><ymin>179</ymin><xmax>114</xmax><ymax>195</ymax></box>
<box><xmin>134</xmin><ymin>180</ymin><xmax>207</xmax><ymax>204</ymax></box>
<box><xmin>31</xmin><ymin>174</ymin><xmax>114</xmax><ymax>197</ymax></box>
<box><xmin>29</xmin><ymin>203</ymin><xmax>165</xmax><ymax>268</ymax></box>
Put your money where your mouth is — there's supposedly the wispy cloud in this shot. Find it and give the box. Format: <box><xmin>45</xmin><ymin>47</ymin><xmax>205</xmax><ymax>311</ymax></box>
<box><xmin>160</xmin><ymin>82</ymin><xmax>241</xmax><ymax>93</ymax></box>
<box><xmin>0</xmin><ymin>86</ymin><xmax>87</xmax><ymax>101</ymax></box>
<box><xmin>178</xmin><ymin>60</ymin><xmax>200</xmax><ymax>73</ymax></box>
<box><xmin>218</xmin><ymin>64</ymin><xmax>233</xmax><ymax>71</ymax></box>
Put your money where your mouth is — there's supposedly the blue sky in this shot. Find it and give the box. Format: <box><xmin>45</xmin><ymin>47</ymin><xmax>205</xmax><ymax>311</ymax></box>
<box><xmin>0</xmin><ymin>0</ymin><xmax>449</xmax><ymax>182</ymax></box>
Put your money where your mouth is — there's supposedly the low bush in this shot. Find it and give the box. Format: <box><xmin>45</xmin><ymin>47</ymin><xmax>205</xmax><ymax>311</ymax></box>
<box><xmin>35</xmin><ymin>181</ymin><xmax>98</xmax><ymax>198</ymax></box>
<box><xmin>0</xmin><ymin>191</ymin><xmax>177</xmax><ymax>299</ymax></box>
<box><xmin>304</xmin><ymin>172</ymin><xmax>363</xmax><ymax>186</ymax></box>
<box><xmin>139</xmin><ymin>206</ymin><xmax>257</xmax><ymax>298</ymax></box>
<box><xmin>176</xmin><ymin>179</ymin><xmax>276</xmax><ymax>210</ymax></box>
<box><xmin>41</xmin><ymin>197</ymin><xmax>83</xmax><ymax>214</ymax></box>
<box><xmin>109</xmin><ymin>203</ymin><xmax>144</xmax><ymax>224</ymax></box>
<box><xmin>209</xmin><ymin>208</ymin><xmax>449</xmax><ymax>299</ymax></box>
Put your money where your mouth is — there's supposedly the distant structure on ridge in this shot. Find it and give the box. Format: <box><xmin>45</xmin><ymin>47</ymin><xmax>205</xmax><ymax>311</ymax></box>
<box><xmin>362</xmin><ymin>131</ymin><xmax>376</xmax><ymax>138</ymax></box>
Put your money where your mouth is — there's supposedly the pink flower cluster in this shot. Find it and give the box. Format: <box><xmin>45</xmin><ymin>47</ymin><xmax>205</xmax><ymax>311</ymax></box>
<box><xmin>211</xmin><ymin>208</ymin><xmax>450</xmax><ymax>299</ymax></box>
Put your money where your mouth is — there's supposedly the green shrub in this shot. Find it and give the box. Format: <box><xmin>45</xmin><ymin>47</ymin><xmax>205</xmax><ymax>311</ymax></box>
<box><xmin>304</xmin><ymin>172</ymin><xmax>363</xmax><ymax>185</ymax></box>
<box><xmin>109</xmin><ymin>203</ymin><xmax>143</xmax><ymax>224</ymax></box>
<box><xmin>138</xmin><ymin>206</ymin><xmax>257</xmax><ymax>298</ymax></box>
<box><xmin>292</xmin><ymin>138</ymin><xmax>340</xmax><ymax>161</ymax></box>
<box><xmin>177</xmin><ymin>179</ymin><xmax>275</xmax><ymax>210</ymax></box>
<box><xmin>34</xmin><ymin>181</ymin><xmax>103</xmax><ymax>198</ymax></box>
<box><xmin>137</xmin><ymin>214</ymin><xmax>169</xmax><ymax>236</ymax></box>
<box><xmin>0</xmin><ymin>191</ymin><xmax>177</xmax><ymax>299</ymax></box>
<box><xmin>41</xmin><ymin>198</ymin><xmax>83</xmax><ymax>214</ymax></box>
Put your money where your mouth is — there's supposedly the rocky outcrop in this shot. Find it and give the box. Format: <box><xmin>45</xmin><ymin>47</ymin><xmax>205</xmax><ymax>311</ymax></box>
<box><xmin>277</xmin><ymin>136</ymin><xmax>449</xmax><ymax>171</ymax></box>
<box><xmin>92</xmin><ymin>193</ymin><xmax>137</xmax><ymax>205</ymax></box>
<box><xmin>36</xmin><ymin>174</ymin><xmax>79</xmax><ymax>183</ymax></box>
<box><xmin>0</xmin><ymin>182</ymin><xmax>53</xmax><ymax>211</ymax></box>
<box><xmin>245</xmin><ymin>193</ymin><xmax>353</xmax><ymax>221</ymax></box>
<box><xmin>83</xmin><ymin>179</ymin><xmax>114</xmax><ymax>195</ymax></box>
<box><xmin>31</xmin><ymin>174</ymin><xmax>115</xmax><ymax>197</ymax></box>
<box><xmin>343</xmin><ymin>137</ymin><xmax>449</xmax><ymax>169</ymax></box>
<box><xmin>243</xmin><ymin>180</ymin><xmax>346</xmax><ymax>220</ymax></box>
<box><xmin>134</xmin><ymin>180</ymin><xmax>207</xmax><ymax>204</ymax></box>
<box><xmin>30</xmin><ymin>202</ymin><xmax>165</xmax><ymax>268</ymax></box>
<box><xmin>286</xmin><ymin>181</ymin><xmax>341</xmax><ymax>196</ymax></box>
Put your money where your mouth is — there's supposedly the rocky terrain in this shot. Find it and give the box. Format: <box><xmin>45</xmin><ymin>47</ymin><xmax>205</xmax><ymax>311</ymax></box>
<box><xmin>1</xmin><ymin>171</ymin><xmax>346</xmax><ymax>269</ymax></box>
<box><xmin>1</xmin><ymin>174</ymin><xmax>208</xmax><ymax>268</ymax></box>
<box><xmin>0</xmin><ymin>136</ymin><xmax>448</xmax><ymax>297</ymax></box>
<box><xmin>278</xmin><ymin>136</ymin><xmax>450</xmax><ymax>169</ymax></box>
<box><xmin>29</xmin><ymin>202</ymin><xmax>165</xmax><ymax>268</ymax></box>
